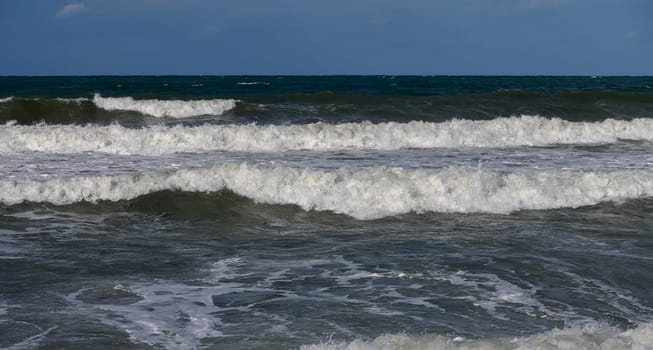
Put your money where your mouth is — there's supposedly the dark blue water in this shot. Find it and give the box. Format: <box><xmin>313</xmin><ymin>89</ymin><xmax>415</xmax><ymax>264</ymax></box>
<box><xmin>1</xmin><ymin>76</ymin><xmax>653</xmax><ymax>125</ymax></box>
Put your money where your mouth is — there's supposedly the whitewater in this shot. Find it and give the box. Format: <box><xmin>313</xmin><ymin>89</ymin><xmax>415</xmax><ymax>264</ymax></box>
<box><xmin>90</xmin><ymin>94</ymin><xmax>238</xmax><ymax>118</ymax></box>
<box><xmin>0</xmin><ymin>94</ymin><xmax>238</xmax><ymax>118</ymax></box>
<box><xmin>2</xmin><ymin>164</ymin><xmax>652</xmax><ymax>219</ymax></box>
<box><xmin>2</xmin><ymin>116</ymin><xmax>653</xmax><ymax>155</ymax></box>
<box><xmin>302</xmin><ymin>323</ymin><xmax>653</xmax><ymax>350</ymax></box>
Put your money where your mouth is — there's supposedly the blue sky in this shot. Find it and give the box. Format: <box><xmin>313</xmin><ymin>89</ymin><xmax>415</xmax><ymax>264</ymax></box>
<box><xmin>1</xmin><ymin>0</ymin><xmax>651</xmax><ymax>75</ymax></box>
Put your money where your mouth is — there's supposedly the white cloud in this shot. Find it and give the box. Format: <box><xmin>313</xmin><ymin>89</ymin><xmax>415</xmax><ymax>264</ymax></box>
<box><xmin>56</xmin><ymin>3</ymin><xmax>88</xmax><ymax>18</ymax></box>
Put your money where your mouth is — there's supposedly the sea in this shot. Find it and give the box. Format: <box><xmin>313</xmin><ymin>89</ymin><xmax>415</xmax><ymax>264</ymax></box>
<box><xmin>1</xmin><ymin>76</ymin><xmax>653</xmax><ymax>349</ymax></box>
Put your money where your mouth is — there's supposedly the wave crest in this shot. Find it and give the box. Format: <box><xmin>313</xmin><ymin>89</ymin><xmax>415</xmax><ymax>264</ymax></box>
<box><xmin>92</xmin><ymin>94</ymin><xmax>237</xmax><ymax>118</ymax></box>
<box><xmin>2</xmin><ymin>164</ymin><xmax>652</xmax><ymax>219</ymax></box>
<box><xmin>2</xmin><ymin>116</ymin><xmax>653</xmax><ymax>155</ymax></box>
<box><xmin>302</xmin><ymin>323</ymin><xmax>653</xmax><ymax>350</ymax></box>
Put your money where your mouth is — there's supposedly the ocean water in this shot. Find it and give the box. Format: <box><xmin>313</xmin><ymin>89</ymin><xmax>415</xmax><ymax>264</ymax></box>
<box><xmin>1</xmin><ymin>76</ymin><xmax>653</xmax><ymax>349</ymax></box>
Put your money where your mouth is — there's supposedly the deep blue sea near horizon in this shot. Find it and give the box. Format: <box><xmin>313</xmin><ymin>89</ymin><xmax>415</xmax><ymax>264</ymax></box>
<box><xmin>1</xmin><ymin>76</ymin><xmax>653</xmax><ymax>349</ymax></box>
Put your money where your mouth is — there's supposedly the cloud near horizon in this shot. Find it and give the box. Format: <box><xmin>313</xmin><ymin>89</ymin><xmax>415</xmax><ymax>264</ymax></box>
<box><xmin>56</xmin><ymin>3</ymin><xmax>88</xmax><ymax>18</ymax></box>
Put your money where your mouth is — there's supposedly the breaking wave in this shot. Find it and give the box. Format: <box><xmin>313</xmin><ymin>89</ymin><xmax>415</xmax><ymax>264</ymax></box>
<box><xmin>236</xmin><ymin>81</ymin><xmax>270</xmax><ymax>86</ymax></box>
<box><xmin>301</xmin><ymin>323</ymin><xmax>653</xmax><ymax>350</ymax></box>
<box><xmin>0</xmin><ymin>96</ymin><xmax>237</xmax><ymax>124</ymax></box>
<box><xmin>1</xmin><ymin>164</ymin><xmax>652</xmax><ymax>219</ymax></box>
<box><xmin>91</xmin><ymin>94</ymin><xmax>237</xmax><ymax>118</ymax></box>
<box><xmin>2</xmin><ymin>116</ymin><xmax>653</xmax><ymax>155</ymax></box>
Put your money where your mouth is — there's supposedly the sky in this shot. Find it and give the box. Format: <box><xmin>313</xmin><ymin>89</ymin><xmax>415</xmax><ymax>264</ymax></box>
<box><xmin>0</xmin><ymin>0</ymin><xmax>651</xmax><ymax>75</ymax></box>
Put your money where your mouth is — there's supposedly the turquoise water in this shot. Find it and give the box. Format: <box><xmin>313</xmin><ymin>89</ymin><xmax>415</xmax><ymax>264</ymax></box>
<box><xmin>1</xmin><ymin>76</ymin><xmax>653</xmax><ymax>349</ymax></box>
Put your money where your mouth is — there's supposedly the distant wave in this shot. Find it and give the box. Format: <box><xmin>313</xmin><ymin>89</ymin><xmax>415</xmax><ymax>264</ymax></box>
<box><xmin>2</xmin><ymin>116</ymin><xmax>653</xmax><ymax>155</ymax></box>
<box><xmin>236</xmin><ymin>82</ymin><xmax>270</xmax><ymax>86</ymax></box>
<box><xmin>92</xmin><ymin>94</ymin><xmax>237</xmax><ymax>118</ymax></box>
<box><xmin>3</xmin><ymin>90</ymin><xmax>653</xmax><ymax>124</ymax></box>
<box><xmin>2</xmin><ymin>164</ymin><xmax>652</xmax><ymax>219</ymax></box>
<box><xmin>0</xmin><ymin>96</ymin><xmax>238</xmax><ymax>123</ymax></box>
<box><xmin>301</xmin><ymin>323</ymin><xmax>653</xmax><ymax>349</ymax></box>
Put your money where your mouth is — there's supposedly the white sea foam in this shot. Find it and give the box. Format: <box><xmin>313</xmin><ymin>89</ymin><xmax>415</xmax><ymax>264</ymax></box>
<box><xmin>236</xmin><ymin>81</ymin><xmax>270</xmax><ymax>86</ymax></box>
<box><xmin>91</xmin><ymin>94</ymin><xmax>237</xmax><ymax>118</ymax></box>
<box><xmin>433</xmin><ymin>271</ymin><xmax>554</xmax><ymax>320</ymax></box>
<box><xmin>65</xmin><ymin>282</ymin><xmax>226</xmax><ymax>350</ymax></box>
<box><xmin>2</xmin><ymin>116</ymin><xmax>653</xmax><ymax>155</ymax></box>
<box><xmin>1</xmin><ymin>164</ymin><xmax>652</xmax><ymax>219</ymax></box>
<box><xmin>55</xmin><ymin>97</ymin><xmax>87</xmax><ymax>103</ymax></box>
<box><xmin>62</xmin><ymin>257</ymin><xmax>269</xmax><ymax>350</ymax></box>
<box><xmin>301</xmin><ymin>323</ymin><xmax>653</xmax><ymax>350</ymax></box>
<box><xmin>0</xmin><ymin>96</ymin><xmax>13</xmax><ymax>103</ymax></box>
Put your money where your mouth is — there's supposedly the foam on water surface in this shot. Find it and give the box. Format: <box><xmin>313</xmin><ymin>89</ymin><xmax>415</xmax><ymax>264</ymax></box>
<box><xmin>53</xmin><ymin>252</ymin><xmax>653</xmax><ymax>349</ymax></box>
<box><xmin>236</xmin><ymin>81</ymin><xmax>270</xmax><ymax>86</ymax></box>
<box><xmin>1</xmin><ymin>164</ymin><xmax>652</xmax><ymax>218</ymax></box>
<box><xmin>91</xmin><ymin>94</ymin><xmax>237</xmax><ymax>118</ymax></box>
<box><xmin>2</xmin><ymin>116</ymin><xmax>653</xmax><ymax>155</ymax></box>
<box><xmin>301</xmin><ymin>323</ymin><xmax>653</xmax><ymax>350</ymax></box>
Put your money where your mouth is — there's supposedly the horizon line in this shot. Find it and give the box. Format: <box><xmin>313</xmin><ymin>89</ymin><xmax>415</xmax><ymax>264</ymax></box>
<box><xmin>1</xmin><ymin>74</ymin><xmax>653</xmax><ymax>78</ymax></box>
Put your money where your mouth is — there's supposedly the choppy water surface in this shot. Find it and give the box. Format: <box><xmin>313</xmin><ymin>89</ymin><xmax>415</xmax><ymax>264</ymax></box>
<box><xmin>1</xmin><ymin>76</ymin><xmax>652</xmax><ymax>349</ymax></box>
